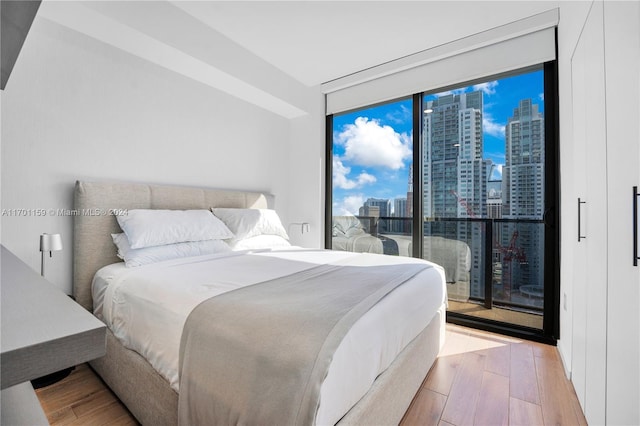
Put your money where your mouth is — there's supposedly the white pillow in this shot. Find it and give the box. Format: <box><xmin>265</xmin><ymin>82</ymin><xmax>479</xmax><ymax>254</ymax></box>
<box><xmin>112</xmin><ymin>233</ymin><xmax>231</xmax><ymax>267</ymax></box>
<box><xmin>116</xmin><ymin>209</ymin><xmax>234</xmax><ymax>249</ymax></box>
<box><xmin>231</xmin><ymin>235</ymin><xmax>291</xmax><ymax>250</ymax></box>
<box><xmin>211</xmin><ymin>208</ymin><xmax>289</xmax><ymax>241</ymax></box>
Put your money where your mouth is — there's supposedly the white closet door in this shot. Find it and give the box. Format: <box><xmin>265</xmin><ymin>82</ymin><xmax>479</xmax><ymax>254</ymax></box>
<box><xmin>570</xmin><ymin>20</ymin><xmax>588</xmax><ymax>411</ymax></box>
<box><xmin>604</xmin><ymin>2</ymin><xmax>640</xmax><ymax>424</ymax></box>
<box><xmin>570</xmin><ymin>1</ymin><xmax>608</xmax><ymax>424</ymax></box>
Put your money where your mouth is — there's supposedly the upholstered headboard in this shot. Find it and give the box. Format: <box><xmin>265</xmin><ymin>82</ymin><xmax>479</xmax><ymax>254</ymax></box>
<box><xmin>73</xmin><ymin>180</ymin><xmax>274</xmax><ymax>311</ymax></box>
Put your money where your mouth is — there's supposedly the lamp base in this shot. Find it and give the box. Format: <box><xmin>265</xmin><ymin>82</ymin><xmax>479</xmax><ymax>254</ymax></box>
<box><xmin>31</xmin><ymin>367</ymin><xmax>74</xmax><ymax>389</ymax></box>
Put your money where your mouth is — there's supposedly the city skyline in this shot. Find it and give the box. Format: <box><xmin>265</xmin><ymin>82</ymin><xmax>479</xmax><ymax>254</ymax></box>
<box><xmin>332</xmin><ymin>70</ymin><xmax>544</xmax><ymax>216</ymax></box>
<box><xmin>331</xmin><ymin>69</ymin><xmax>547</xmax><ymax>306</ymax></box>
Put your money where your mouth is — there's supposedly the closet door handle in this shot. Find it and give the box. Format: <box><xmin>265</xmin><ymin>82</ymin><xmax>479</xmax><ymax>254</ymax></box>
<box><xmin>634</xmin><ymin>187</ymin><xmax>639</xmax><ymax>266</ymax></box>
<box><xmin>578</xmin><ymin>198</ymin><xmax>587</xmax><ymax>242</ymax></box>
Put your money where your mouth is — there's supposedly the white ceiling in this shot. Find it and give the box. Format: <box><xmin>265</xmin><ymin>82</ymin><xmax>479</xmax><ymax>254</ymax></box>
<box><xmin>170</xmin><ymin>1</ymin><xmax>559</xmax><ymax>86</ymax></box>
<box><xmin>37</xmin><ymin>0</ymin><xmax>559</xmax><ymax>117</ymax></box>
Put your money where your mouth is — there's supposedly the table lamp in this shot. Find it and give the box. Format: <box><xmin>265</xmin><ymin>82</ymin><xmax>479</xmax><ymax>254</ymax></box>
<box><xmin>40</xmin><ymin>233</ymin><xmax>62</xmax><ymax>277</ymax></box>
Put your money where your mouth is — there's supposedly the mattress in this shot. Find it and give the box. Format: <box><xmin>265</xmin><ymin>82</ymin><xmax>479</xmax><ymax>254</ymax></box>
<box><xmin>92</xmin><ymin>247</ymin><xmax>446</xmax><ymax>425</ymax></box>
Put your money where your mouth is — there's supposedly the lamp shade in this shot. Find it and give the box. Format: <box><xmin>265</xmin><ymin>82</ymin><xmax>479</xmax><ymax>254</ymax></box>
<box><xmin>40</xmin><ymin>233</ymin><xmax>63</xmax><ymax>252</ymax></box>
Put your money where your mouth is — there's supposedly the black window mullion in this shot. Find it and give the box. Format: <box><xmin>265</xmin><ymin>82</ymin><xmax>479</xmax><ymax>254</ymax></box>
<box><xmin>543</xmin><ymin>55</ymin><xmax>560</xmax><ymax>341</ymax></box>
<box><xmin>412</xmin><ymin>94</ymin><xmax>423</xmax><ymax>260</ymax></box>
<box><xmin>324</xmin><ymin>114</ymin><xmax>333</xmax><ymax>249</ymax></box>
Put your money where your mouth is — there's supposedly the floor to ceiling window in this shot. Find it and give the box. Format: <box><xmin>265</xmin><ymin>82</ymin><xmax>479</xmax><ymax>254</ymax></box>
<box><xmin>421</xmin><ymin>70</ymin><xmax>549</xmax><ymax>332</ymax></box>
<box><xmin>326</xmin><ymin>64</ymin><xmax>559</xmax><ymax>343</ymax></box>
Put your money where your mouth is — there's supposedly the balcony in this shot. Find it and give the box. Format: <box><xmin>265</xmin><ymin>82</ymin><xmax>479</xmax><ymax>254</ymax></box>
<box><xmin>331</xmin><ymin>215</ymin><xmax>545</xmax><ymax>329</ymax></box>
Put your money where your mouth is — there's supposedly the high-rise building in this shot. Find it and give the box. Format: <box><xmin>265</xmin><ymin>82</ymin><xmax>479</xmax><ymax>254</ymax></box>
<box><xmin>423</xmin><ymin>91</ymin><xmax>485</xmax><ymax>219</ymax></box>
<box><xmin>360</xmin><ymin>198</ymin><xmax>391</xmax><ymax>235</ymax></box>
<box><xmin>392</xmin><ymin>197</ymin><xmax>408</xmax><ymax>234</ymax></box>
<box><xmin>423</xmin><ymin>91</ymin><xmax>485</xmax><ymax>300</ymax></box>
<box><xmin>503</xmin><ymin>99</ymin><xmax>545</xmax><ymax>219</ymax></box>
<box><xmin>393</xmin><ymin>198</ymin><xmax>407</xmax><ymax>218</ymax></box>
<box><xmin>361</xmin><ymin>198</ymin><xmax>391</xmax><ymax>218</ymax></box>
<box><xmin>500</xmin><ymin>99</ymin><xmax>545</xmax><ymax>300</ymax></box>
<box><xmin>358</xmin><ymin>204</ymin><xmax>380</xmax><ymax>218</ymax></box>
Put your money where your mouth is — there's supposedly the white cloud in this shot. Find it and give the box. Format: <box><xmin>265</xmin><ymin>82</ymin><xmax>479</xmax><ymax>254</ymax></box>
<box><xmin>335</xmin><ymin>117</ymin><xmax>411</xmax><ymax>170</ymax></box>
<box><xmin>434</xmin><ymin>87</ymin><xmax>467</xmax><ymax>97</ymax></box>
<box><xmin>483</xmin><ymin>112</ymin><xmax>505</xmax><ymax>138</ymax></box>
<box><xmin>539</xmin><ymin>92</ymin><xmax>545</xmax><ymax>101</ymax></box>
<box><xmin>333</xmin><ymin>157</ymin><xmax>351</xmax><ymax>189</ymax></box>
<box><xmin>334</xmin><ymin>194</ymin><xmax>366</xmax><ymax>216</ymax></box>
<box><xmin>333</xmin><ymin>156</ymin><xmax>377</xmax><ymax>190</ymax></box>
<box><xmin>473</xmin><ymin>81</ymin><xmax>498</xmax><ymax>95</ymax></box>
<box><xmin>430</xmin><ymin>81</ymin><xmax>497</xmax><ymax>99</ymax></box>
<box><xmin>491</xmin><ymin>164</ymin><xmax>503</xmax><ymax>180</ymax></box>
<box><xmin>485</xmin><ymin>151</ymin><xmax>506</xmax><ymax>164</ymax></box>
<box><xmin>356</xmin><ymin>171</ymin><xmax>377</xmax><ymax>185</ymax></box>
<box><xmin>385</xmin><ymin>104</ymin><xmax>412</xmax><ymax>125</ymax></box>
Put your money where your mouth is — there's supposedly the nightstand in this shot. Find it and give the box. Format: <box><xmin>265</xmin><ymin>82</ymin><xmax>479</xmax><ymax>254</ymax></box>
<box><xmin>1</xmin><ymin>245</ymin><xmax>106</xmax><ymax>424</ymax></box>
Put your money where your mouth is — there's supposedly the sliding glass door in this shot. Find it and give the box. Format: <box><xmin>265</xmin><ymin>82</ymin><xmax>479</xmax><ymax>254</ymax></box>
<box><xmin>422</xmin><ymin>70</ymin><xmax>548</xmax><ymax>331</ymax></box>
<box><xmin>326</xmin><ymin>64</ymin><xmax>559</xmax><ymax>343</ymax></box>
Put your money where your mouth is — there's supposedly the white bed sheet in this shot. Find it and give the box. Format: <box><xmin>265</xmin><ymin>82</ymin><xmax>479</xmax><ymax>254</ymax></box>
<box><xmin>92</xmin><ymin>248</ymin><xmax>446</xmax><ymax>426</ymax></box>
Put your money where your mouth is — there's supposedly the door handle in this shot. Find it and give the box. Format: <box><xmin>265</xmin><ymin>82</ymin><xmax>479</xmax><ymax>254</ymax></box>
<box><xmin>634</xmin><ymin>187</ymin><xmax>639</xmax><ymax>266</ymax></box>
<box><xmin>578</xmin><ymin>198</ymin><xmax>586</xmax><ymax>242</ymax></box>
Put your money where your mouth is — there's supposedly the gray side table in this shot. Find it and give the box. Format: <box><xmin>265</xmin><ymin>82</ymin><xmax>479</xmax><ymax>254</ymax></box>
<box><xmin>1</xmin><ymin>245</ymin><xmax>106</xmax><ymax>424</ymax></box>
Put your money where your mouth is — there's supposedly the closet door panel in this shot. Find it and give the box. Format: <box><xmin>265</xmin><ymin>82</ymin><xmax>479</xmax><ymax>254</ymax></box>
<box><xmin>570</xmin><ymin>29</ymin><xmax>588</xmax><ymax>410</ymax></box>
<box><xmin>570</xmin><ymin>2</ymin><xmax>608</xmax><ymax>424</ymax></box>
<box><xmin>604</xmin><ymin>2</ymin><xmax>640</xmax><ymax>424</ymax></box>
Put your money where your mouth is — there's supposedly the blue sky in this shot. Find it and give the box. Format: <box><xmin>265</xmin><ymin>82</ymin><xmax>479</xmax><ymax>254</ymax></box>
<box><xmin>332</xmin><ymin>70</ymin><xmax>544</xmax><ymax>216</ymax></box>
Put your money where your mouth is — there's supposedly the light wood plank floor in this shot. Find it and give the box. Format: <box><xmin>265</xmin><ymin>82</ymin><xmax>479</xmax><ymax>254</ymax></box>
<box><xmin>36</xmin><ymin>324</ymin><xmax>586</xmax><ymax>426</ymax></box>
<box><xmin>400</xmin><ymin>324</ymin><xmax>587</xmax><ymax>426</ymax></box>
<box><xmin>35</xmin><ymin>364</ymin><xmax>137</xmax><ymax>426</ymax></box>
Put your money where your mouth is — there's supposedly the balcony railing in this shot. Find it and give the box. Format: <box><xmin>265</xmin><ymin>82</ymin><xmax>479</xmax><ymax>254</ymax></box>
<box><xmin>331</xmin><ymin>215</ymin><xmax>545</xmax><ymax>314</ymax></box>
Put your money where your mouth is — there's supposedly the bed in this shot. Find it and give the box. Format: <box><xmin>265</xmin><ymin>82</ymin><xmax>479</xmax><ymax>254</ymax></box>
<box><xmin>73</xmin><ymin>180</ymin><xmax>447</xmax><ymax>426</ymax></box>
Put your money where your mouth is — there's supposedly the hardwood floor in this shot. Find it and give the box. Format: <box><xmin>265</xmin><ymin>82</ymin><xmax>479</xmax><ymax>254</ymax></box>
<box><xmin>36</xmin><ymin>324</ymin><xmax>586</xmax><ymax>425</ymax></box>
<box><xmin>34</xmin><ymin>364</ymin><xmax>137</xmax><ymax>425</ymax></box>
<box><xmin>400</xmin><ymin>324</ymin><xmax>587</xmax><ymax>426</ymax></box>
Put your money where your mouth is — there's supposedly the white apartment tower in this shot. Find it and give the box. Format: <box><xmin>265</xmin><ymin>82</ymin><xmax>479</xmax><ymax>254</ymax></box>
<box><xmin>501</xmin><ymin>99</ymin><xmax>545</xmax><ymax>300</ymax></box>
<box><xmin>392</xmin><ymin>197</ymin><xmax>408</xmax><ymax>234</ymax></box>
<box><xmin>423</xmin><ymin>91</ymin><xmax>485</xmax><ymax>300</ymax></box>
<box><xmin>423</xmin><ymin>91</ymin><xmax>485</xmax><ymax>219</ymax></box>
<box><xmin>503</xmin><ymin>99</ymin><xmax>545</xmax><ymax>219</ymax></box>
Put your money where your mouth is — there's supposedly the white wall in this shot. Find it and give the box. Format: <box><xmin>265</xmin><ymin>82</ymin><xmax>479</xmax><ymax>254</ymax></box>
<box><xmin>1</xmin><ymin>17</ymin><xmax>294</xmax><ymax>293</ymax></box>
<box><xmin>286</xmin><ymin>89</ymin><xmax>326</xmax><ymax>249</ymax></box>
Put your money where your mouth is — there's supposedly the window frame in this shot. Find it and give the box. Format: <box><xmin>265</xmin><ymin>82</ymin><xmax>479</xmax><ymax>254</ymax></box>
<box><xmin>324</xmin><ymin>58</ymin><xmax>560</xmax><ymax>344</ymax></box>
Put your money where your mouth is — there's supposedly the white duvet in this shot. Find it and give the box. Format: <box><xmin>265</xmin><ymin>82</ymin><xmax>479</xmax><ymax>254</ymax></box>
<box><xmin>93</xmin><ymin>247</ymin><xmax>446</xmax><ymax>425</ymax></box>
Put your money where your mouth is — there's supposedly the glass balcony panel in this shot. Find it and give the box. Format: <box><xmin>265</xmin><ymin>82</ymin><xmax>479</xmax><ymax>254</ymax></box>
<box><xmin>423</xmin><ymin>220</ymin><xmax>486</xmax><ymax>306</ymax></box>
<box><xmin>492</xmin><ymin>221</ymin><xmax>545</xmax><ymax>311</ymax></box>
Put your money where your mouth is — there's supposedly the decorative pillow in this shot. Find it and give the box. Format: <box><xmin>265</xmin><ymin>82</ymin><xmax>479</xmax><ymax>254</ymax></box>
<box><xmin>116</xmin><ymin>209</ymin><xmax>234</xmax><ymax>249</ymax></box>
<box><xmin>231</xmin><ymin>235</ymin><xmax>292</xmax><ymax>250</ymax></box>
<box><xmin>211</xmin><ymin>208</ymin><xmax>289</xmax><ymax>241</ymax></box>
<box><xmin>111</xmin><ymin>233</ymin><xmax>231</xmax><ymax>267</ymax></box>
